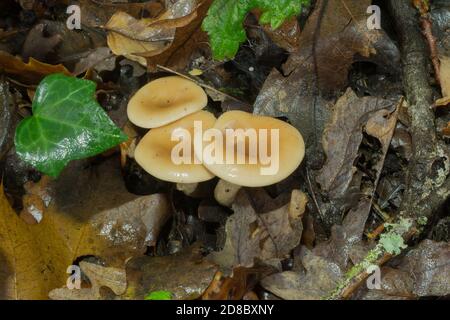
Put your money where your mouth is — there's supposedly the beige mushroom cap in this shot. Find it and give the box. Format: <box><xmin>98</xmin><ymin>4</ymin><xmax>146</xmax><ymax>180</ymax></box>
<box><xmin>135</xmin><ymin>111</ymin><xmax>216</xmax><ymax>184</ymax></box>
<box><xmin>195</xmin><ymin>111</ymin><xmax>305</xmax><ymax>187</ymax></box>
<box><xmin>127</xmin><ymin>76</ymin><xmax>208</xmax><ymax>128</ymax></box>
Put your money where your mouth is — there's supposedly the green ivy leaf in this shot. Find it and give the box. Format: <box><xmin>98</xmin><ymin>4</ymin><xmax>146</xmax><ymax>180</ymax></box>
<box><xmin>144</xmin><ymin>290</ymin><xmax>172</xmax><ymax>300</ymax></box>
<box><xmin>15</xmin><ymin>74</ymin><xmax>127</xmax><ymax>177</ymax></box>
<box><xmin>202</xmin><ymin>0</ymin><xmax>310</xmax><ymax>60</ymax></box>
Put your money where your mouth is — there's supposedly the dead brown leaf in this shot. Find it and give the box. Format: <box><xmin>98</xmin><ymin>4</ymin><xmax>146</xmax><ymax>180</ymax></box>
<box><xmin>105</xmin><ymin>0</ymin><xmax>200</xmax><ymax>66</ymax></box>
<box><xmin>202</xmin><ymin>265</ymin><xmax>275</xmax><ymax>300</ymax></box>
<box><xmin>21</xmin><ymin>23</ymin><xmax>62</xmax><ymax>61</ymax></box>
<box><xmin>125</xmin><ymin>243</ymin><xmax>217</xmax><ymax>300</ymax></box>
<box><xmin>254</xmin><ymin>0</ymin><xmax>400</xmax><ymax>150</ymax></box>
<box><xmin>356</xmin><ymin>240</ymin><xmax>450</xmax><ymax>299</ymax></box>
<box><xmin>49</xmin><ymin>261</ymin><xmax>127</xmax><ymax>300</ymax></box>
<box><xmin>0</xmin><ymin>51</ymin><xmax>71</xmax><ymax>84</ymax></box>
<box><xmin>0</xmin><ymin>157</ymin><xmax>171</xmax><ymax>299</ymax></box>
<box><xmin>316</xmin><ymin>89</ymin><xmax>396</xmax><ymax>199</ymax></box>
<box><xmin>209</xmin><ymin>189</ymin><xmax>303</xmax><ymax>271</ymax></box>
<box><xmin>261</xmin><ymin>247</ymin><xmax>343</xmax><ymax>300</ymax></box>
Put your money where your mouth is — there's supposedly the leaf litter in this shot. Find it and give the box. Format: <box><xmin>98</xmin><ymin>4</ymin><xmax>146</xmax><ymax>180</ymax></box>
<box><xmin>0</xmin><ymin>0</ymin><xmax>449</xmax><ymax>301</ymax></box>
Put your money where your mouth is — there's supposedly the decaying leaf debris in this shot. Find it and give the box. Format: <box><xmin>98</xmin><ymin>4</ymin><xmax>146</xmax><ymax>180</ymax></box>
<box><xmin>0</xmin><ymin>0</ymin><xmax>449</xmax><ymax>302</ymax></box>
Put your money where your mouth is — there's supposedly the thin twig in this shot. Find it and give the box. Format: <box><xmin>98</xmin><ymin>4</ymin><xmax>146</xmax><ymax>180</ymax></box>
<box><xmin>156</xmin><ymin>64</ymin><xmax>248</xmax><ymax>105</ymax></box>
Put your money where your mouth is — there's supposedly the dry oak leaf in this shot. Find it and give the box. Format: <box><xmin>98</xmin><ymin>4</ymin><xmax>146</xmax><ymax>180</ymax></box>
<box><xmin>49</xmin><ymin>261</ymin><xmax>127</xmax><ymax>300</ymax></box>
<box><xmin>0</xmin><ymin>51</ymin><xmax>71</xmax><ymax>84</ymax></box>
<box><xmin>316</xmin><ymin>88</ymin><xmax>395</xmax><ymax>199</ymax></box>
<box><xmin>356</xmin><ymin>240</ymin><xmax>450</xmax><ymax>299</ymax></box>
<box><xmin>105</xmin><ymin>0</ymin><xmax>199</xmax><ymax>66</ymax></box>
<box><xmin>209</xmin><ymin>189</ymin><xmax>303</xmax><ymax>271</ymax></box>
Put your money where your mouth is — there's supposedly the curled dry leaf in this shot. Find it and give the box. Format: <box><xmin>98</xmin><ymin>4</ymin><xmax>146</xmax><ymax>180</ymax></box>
<box><xmin>0</xmin><ymin>51</ymin><xmax>71</xmax><ymax>84</ymax></box>
<box><xmin>49</xmin><ymin>261</ymin><xmax>127</xmax><ymax>300</ymax></box>
<box><xmin>209</xmin><ymin>189</ymin><xmax>303</xmax><ymax>271</ymax></box>
<box><xmin>125</xmin><ymin>244</ymin><xmax>217</xmax><ymax>300</ymax></box>
<box><xmin>105</xmin><ymin>0</ymin><xmax>199</xmax><ymax>66</ymax></box>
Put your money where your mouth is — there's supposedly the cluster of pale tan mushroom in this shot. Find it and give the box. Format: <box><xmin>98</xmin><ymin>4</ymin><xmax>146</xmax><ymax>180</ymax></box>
<box><xmin>127</xmin><ymin>76</ymin><xmax>305</xmax><ymax>206</ymax></box>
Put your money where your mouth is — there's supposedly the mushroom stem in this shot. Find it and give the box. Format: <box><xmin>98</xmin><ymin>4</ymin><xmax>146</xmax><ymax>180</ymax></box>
<box><xmin>214</xmin><ymin>179</ymin><xmax>242</xmax><ymax>207</ymax></box>
<box><xmin>176</xmin><ymin>183</ymin><xmax>199</xmax><ymax>197</ymax></box>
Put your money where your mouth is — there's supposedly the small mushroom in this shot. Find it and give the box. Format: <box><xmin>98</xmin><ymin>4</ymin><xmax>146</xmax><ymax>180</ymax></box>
<box><xmin>127</xmin><ymin>76</ymin><xmax>208</xmax><ymax>128</ymax></box>
<box><xmin>214</xmin><ymin>179</ymin><xmax>242</xmax><ymax>207</ymax></box>
<box><xmin>134</xmin><ymin>111</ymin><xmax>216</xmax><ymax>184</ymax></box>
<box><xmin>196</xmin><ymin>111</ymin><xmax>305</xmax><ymax>187</ymax></box>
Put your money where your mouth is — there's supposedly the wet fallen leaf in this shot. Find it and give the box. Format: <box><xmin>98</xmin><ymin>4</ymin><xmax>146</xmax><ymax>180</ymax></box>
<box><xmin>21</xmin><ymin>23</ymin><xmax>62</xmax><ymax>61</ymax></box>
<box><xmin>145</xmin><ymin>0</ymin><xmax>212</xmax><ymax>71</ymax></box>
<box><xmin>0</xmin><ymin>184</ymin><xmax>64</xmax><ymax>299</ymax></box>
<box><xmin>252</xmin><ymin>12</ymin><xmax>301</xmax><ymax>52</ymax></box>
<box><xmin>125</xmin><ymin>243</ymin><xmax>217</xmax><ymax>300</ymax></box>
<box><xmin>261</xmin><ymin>247</ymin><xmax>343</xmax><ymax>300</ymax></box>
<box><xmin>209</xmin><ymin>189</ymin><xmax>303</xmax><ymax>270</ymax></box>
<box><xmin>49</xmin><ymin>261</ymin><xmax>127</xmax><ymax>300</ymax></box>
<box><xmin>0</xmin><ymin>51</ymin><xmax>71</xmax><ymax>84</ymax></box>
<box><xmin>0</xmin><ymin>157</ymin><xmax>171</xmax><ymax>299</ymax></box>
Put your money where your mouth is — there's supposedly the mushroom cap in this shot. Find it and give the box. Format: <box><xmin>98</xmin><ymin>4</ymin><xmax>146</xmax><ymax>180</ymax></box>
<box><xmin>195</xmin><ymin>111</ymin><xmax>305</xmax><ymax>187</ymax></box>
<box><xmin>127</xmin><ymin>76</ymin><xmax>208</xmax><ymax>128</ymax></box>
<box><xmin>135</xmin><ymin>110</ymin><xmax>216</xmax><ymax>184</ymax></box>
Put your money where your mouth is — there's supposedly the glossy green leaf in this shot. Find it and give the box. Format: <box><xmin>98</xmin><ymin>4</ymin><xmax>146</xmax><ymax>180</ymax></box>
<box><xmin>15</xmin><ymin>74</ymin><xmax>127</xmax><ymax>177</ymax></box>
<box><xmin>202</xmin><ymin>0</ymin><xmax>310</xmax><ymax>60</ymax></box>
<box><xmin>144</xmin><ymin>290</ymin><xmax>172</xmax><ymax>300</ymax></box>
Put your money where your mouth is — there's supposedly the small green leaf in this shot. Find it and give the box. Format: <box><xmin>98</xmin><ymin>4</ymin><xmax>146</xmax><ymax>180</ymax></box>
<box><xmin>15</xmin><ymin>74</ymin><xmax>127</xmax><ymax>177</ymax></box>
<box><xmin>202</xmin><ymin>0</ymin><xmax>310</xmax><ymax>60</ymax></box>
<box><xmin>144</xmin><ymin>290</ymin><xmax>172</xmax><ymax>300</ymax></box>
